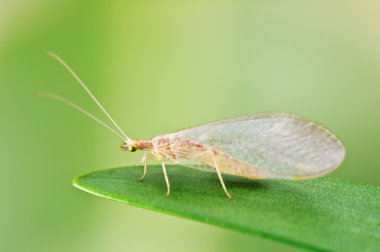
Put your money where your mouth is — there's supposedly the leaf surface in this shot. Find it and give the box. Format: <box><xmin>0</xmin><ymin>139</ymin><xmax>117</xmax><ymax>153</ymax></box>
<box><xmin>73</xmin><ymin>165</ymin><xmax>380</xmax><ymax>251</ymax></box>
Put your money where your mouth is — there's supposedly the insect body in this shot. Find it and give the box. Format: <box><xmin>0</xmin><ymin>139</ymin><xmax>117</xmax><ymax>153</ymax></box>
<box><xmin>41</xmin><ymin>53</ymin><xmax>345</xmax><ymax>199</ymax></box>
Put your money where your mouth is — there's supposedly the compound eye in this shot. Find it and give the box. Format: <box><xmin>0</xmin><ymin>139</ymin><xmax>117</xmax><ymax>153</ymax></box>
<box><xmin>128</xmin><ymin>145</ymin><xmax>137</xmax><ymax>152</ymax></box>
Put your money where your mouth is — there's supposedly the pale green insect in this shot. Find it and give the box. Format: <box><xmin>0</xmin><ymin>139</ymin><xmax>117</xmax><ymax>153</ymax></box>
<box><xmin>41</xmin><ymin>53</ymin><xmax>346</xmax><ymax>199</ymax></box>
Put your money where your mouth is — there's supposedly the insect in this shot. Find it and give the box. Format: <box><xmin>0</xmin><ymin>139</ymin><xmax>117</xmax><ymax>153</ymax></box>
<box><xmin>41</xmin><ymin>52</ymin><xmax>346</xmax><ymax>199</ymax></box>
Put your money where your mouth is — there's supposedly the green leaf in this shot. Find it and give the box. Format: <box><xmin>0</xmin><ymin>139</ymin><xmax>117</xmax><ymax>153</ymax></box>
<box><xmin>73</xmin><ymin>165</ymin><xmax>380</xmax><ymax>251</ymax></box>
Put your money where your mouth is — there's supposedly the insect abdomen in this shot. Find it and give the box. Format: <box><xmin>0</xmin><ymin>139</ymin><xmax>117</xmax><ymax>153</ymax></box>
<box><xmin>162</xmin><ymin>135</ymin><xmax>269</xmax><ymax>179</ymax></box>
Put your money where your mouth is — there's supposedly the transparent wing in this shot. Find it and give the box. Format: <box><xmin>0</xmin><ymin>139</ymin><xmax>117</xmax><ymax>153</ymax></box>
<box><xmin>172</xmin><ymin>113</ymin><xmax>345</xmax><ymax>179</ymax></box>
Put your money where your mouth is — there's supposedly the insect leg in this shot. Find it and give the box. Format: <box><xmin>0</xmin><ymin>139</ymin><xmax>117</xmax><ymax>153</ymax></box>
<box><xmin>161</xmin><ymin>162</ymin><xmax>170</xmax><ymax>196</ymax></box>
<box><xmin>212</xmin><ymin>156</ymin><xmax>233</xmax><ymax>199</ymax></box>
<box><xmin>137</xmin><ymin>154</ymin><xmax>147</xmax><ymax>181</ymax></box>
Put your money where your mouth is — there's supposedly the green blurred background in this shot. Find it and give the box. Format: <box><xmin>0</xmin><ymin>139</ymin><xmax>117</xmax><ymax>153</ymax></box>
<box><xmin>1</xmin><ymin>1</ymin><xmax>379</xmax><ymax>251</ymax></box>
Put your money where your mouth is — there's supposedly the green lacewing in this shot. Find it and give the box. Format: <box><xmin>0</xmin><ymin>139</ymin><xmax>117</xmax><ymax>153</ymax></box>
<box><xmin>40</xmin><ymin>52</ymin><xmax>345</xmax><ymax>199</ymax></box>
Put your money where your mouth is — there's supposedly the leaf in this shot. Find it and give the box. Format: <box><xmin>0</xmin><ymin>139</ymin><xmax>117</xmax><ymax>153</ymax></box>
<box><xmin>73</xmin><ymin>165</ymin><xmax>380</xmax><ymax>251</ymax></box>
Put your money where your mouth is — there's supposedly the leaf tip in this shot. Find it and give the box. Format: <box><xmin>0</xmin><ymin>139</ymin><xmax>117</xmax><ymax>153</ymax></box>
<box><xmin>72</xmin><ymin>175</ymin><xmax>87</xmax><ymax>193</ymax></box>
<box><xmin>72</xmin><ymin>176</ymin><xmax>80</xmax><ymax>187</ymax></box>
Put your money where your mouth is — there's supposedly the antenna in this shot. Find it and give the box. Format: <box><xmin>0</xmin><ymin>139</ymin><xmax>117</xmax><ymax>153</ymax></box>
<box><xmin>38</xmin><ymin>92</ymin><xmax>127</xmax><ymax>141</ymax></box>
<box><xmin>47</xmin><ymin>52</ymin><xmax>132</xmax><ymax>143</ymax></box>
